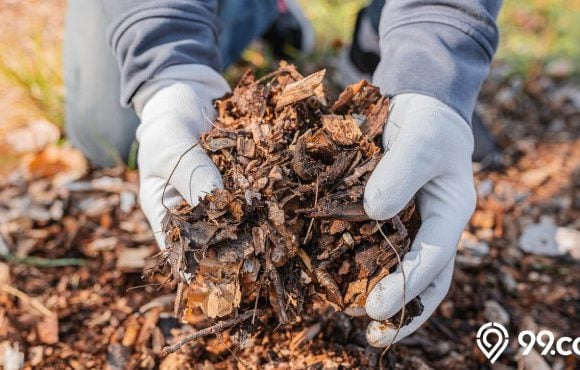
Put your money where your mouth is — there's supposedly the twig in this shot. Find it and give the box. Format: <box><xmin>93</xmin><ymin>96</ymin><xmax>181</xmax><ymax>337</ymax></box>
<box><xmin>303</xmin><ymin>176</ymin><xmax>319</xmax><ymax>244</ymax></box>
<box><xmin>1</xmin><ymin>254</ymin><xmax>85</xmax><ymax>267</ymax></box>
<box><xmin>251</xmin><ymin>67</ymin><xmax>290</xmax><ymax>86</ymax></box>
<box><xmin>375</xmin><ymin>221</ymin><xmax>406</xmax><ymax>370</ymax></box>
<box><xmin>172</xmin><ymin>231</ymin><xmax>186</xmax><ymax>316</ymax></box>
<box><xmin>161</xmin><ymin>309</ymin><xmax>262</xmax><ymax>356</ymax></box>
<box><xmin>161</xmin><ymin>142</ymin><xmax>201</xmax><ymax>212</ymax></box>
<box><xmin>174</xmin><ymin>281</ymin><xmax>185</xmax><ymax>317</ymax></box>
<box><xmin>125</xmin><ymin>283</ymin><xmax>163</xmax><ymax>292</ymax></box>
<box><xmin>215</xmin><ymin>331</ymin><xmax>251</xmax><ymax>370</ymax></box>
<box><xmin>138</xmin><ymin>294</ymin><xmax>176</xmax><ymax>314</ymax></box>
<box><xmin>252</xmin><ymin>280</ymin><xmax>262</xmax><ymax>325</ymax></box>
<box><xmin>0</xmin><ymin>283</ymin><xmax>53</xmax><ymax>317</ymax></box>
<box><xmin>269</xmin><ymin>268</ymin><xmax>289</xmax><ymax>324</ymax></box>
<box><xmin>201</xmin><ymin>108</ymin><xmax>237</xmax><ymax>133</ymax></box>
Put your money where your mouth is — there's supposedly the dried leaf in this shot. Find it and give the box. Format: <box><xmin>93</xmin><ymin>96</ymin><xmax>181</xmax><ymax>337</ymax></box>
<box><xmin>237</xmin><ymin>137</ymin><xmax>256</xmax><ymax>158</ymax></box>
<box><xmin>22</xmin><ymin>145</ymin><xmax>88</xmax><ymax>186</ymax></box>
<box><xmin>204</xmin><ymin>137</ymin><xmax>236</xmax><ymax>152</ymax></box>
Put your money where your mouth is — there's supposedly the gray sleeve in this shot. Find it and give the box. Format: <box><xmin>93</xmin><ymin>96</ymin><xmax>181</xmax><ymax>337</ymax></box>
<box><xmin>102</xmin><ymin>0</ymin><xmax>222</xmax><ymax>107</ymax></box>
<box><xmin>373</xmin><ymin>1</ymin><xmax>502</xmax><ymax>123</ymax></box>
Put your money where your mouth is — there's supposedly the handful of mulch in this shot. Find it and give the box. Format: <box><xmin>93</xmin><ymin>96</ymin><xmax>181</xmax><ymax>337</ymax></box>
<box><xmin>161</xmin><ymin>63</ymin><xmax>421</xmax><ymax>352</ymax></box>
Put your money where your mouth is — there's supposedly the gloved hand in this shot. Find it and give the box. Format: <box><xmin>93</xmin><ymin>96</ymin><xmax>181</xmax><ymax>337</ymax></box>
<box><xmin>361</xmin><ymin>93</ymin><xmax>476</xmax><ymax>347</ymax></box>
<box><xmin>134</xmin><ymin>65</ymin><xmax>231</xmax><ymax>248</ymax></box>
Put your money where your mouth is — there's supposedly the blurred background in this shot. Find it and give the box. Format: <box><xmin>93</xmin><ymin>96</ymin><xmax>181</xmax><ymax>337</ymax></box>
<box><xmin>0</xmin><ymin>0</ymin><xmax>577</xmax><ymax>153</ymax></box>
<box><xmin>0</xmin><ymin>1</ymin><xmax>577</xmax><ymax>369</ymax></box>
<box><xmin>0</xmin><ymin>0</ymin><xmax>578</xmax><ymax>166</ymax></box>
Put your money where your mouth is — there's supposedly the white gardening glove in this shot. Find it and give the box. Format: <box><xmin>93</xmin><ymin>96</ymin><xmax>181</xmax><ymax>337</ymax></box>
<box><xmin>134</xmin><ymin>65</ymin><xmax>231</xmax><ymax>248</ymax></box>
<box><xmin>361</xmin><ymin>93</ymin><xmax>476</xmax><ymax>347</ymax></box>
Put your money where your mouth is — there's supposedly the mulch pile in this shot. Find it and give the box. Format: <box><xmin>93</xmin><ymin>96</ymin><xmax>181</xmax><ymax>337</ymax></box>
<box><xmin>161</xmin><ymin>64</ymin><xmax>421</xmax><ymax>344</ymax></box>
<box><xmin>0</xmin><ymin>63</ymin><xmax>578</xmax><ymax>369</ymax></box>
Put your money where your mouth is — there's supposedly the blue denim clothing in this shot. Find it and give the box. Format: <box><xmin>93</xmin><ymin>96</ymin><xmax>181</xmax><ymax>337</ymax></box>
<box><xmin>366</xmin><ymin>0</ymin><xmax>385</xmax><ymax>31</ymax></box>
<box><xmin>217</xmin><ymin>0</ymin><xmax>279</xmax><ymax>67</ymax></box>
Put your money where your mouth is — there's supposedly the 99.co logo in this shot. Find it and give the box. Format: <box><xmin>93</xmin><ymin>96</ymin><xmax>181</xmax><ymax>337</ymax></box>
<box><xmin>519</xmin><ymin>330</ymin><xmax>580</xmax><ymax>357</ymax></box>
<box><xmin>476</xmin><ymin>322</ymin><xmax>579</xmax><ymax>364</ymax></box>
<box><xmin>476</xmin><ymin>322</ymin><xmax>509</xmax><ymax>364</ymax></box>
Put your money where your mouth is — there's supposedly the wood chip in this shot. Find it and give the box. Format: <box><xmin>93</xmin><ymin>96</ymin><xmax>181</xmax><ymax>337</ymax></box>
<box><xmin>276</xmin><ymin>69</ymin><xmax>326</xmax><ymax>109</ymax></box>
<box><xmin>116</xmin><ymin>247</ymin><xmax>152</xmax><ymax>272</ymax></box>
<box><xmin>322</xmin><ymin>115</ymin><xmax>362</xmax><ymax>146</ymax></box>
<box><xmin>36</xmin><ymin>313</ymin><xmax>59</xmax><ymax>345</ymax></box>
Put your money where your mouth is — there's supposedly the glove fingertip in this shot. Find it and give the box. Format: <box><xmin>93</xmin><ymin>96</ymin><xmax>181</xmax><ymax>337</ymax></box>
<box><xmin>192</xmin><ymin>168</ymin><xmax>223</xmax><ymax>204</ymax></box>
<box><xmin>365</xmin><ymin>297</ymin><xmax>392</xmax><ymax>322</ymax></box>
<box><xmin>366</xmin><ymin>321</ymin><xmax>395</xmax><ymax>348</ymax></box>
<box><xmin>344</xmin><ymin>307</ymin><xmax>366</xmax><ymax>317</ymax></box>
<box><xmin>154</xmin><ymin>231</ymin><xmax>167</xmax><ymax>250</ymax></box>
<box><xmin>363</xmin><ymin>177</ymin><xmax>409</xmax><ymax>220</ymax></box>
<box><xmin>365</xmin><ymin>277</ymin><xmax>401</xmax><ymax>321</ymax></box>
<box><xmin>363</xmin><ymin>189</ymin><xmax>399</xmax><ymax>220</ymax></box>
<box><xmin>175</xmin><ymin>158</ymin><xmax>223</xmax><ymax>207</ymax></box>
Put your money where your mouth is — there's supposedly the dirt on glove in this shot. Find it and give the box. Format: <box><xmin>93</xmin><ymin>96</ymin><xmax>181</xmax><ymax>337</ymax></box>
<box><xmin>160</xmin><ymin>63</ymin><xmax>422</xmax><ymax>348</ymax></box>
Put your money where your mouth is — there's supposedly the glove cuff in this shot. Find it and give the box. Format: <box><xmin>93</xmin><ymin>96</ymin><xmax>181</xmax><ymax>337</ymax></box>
<box><xmin>390</xmin><ymin>93</ymin><xmax>472</xmax><ymax>136</ymax></box>
<box><xmin>386</xmin><ymin>93</ymin><xmax>475</xmax><ymax>158</ymax></box>
<box><xmin>133</xmin><ymin>64</ymin><xmax>231</xmax><ymax>118</ymax></box>
<box><xmin>389</xmin><ymin>93</ymin><xmax>469</xmax><ymax>125</ymax></box>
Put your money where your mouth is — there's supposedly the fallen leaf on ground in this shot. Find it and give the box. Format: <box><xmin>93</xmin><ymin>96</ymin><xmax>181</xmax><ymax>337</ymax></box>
<box><xmin>22</xmin><ymin>145</ymin><xmax>88</xmax><ymax>186</ymax></box>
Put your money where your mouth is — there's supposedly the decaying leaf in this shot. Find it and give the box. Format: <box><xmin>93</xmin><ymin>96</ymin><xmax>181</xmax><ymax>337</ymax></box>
<box><xmin>314</xmin><ymin>268</ymin><xmax>344</xmax><ymax>308</ymax></box>
<box><xmin>267</xmin><ymin>201</ymin><xmax>285</xmax><ymax>226</ymax></box>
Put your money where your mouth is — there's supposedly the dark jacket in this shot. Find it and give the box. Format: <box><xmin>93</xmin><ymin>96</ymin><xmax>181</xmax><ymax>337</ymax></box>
<box><xmin>103</xmin><ymin>0</ymin><xmax>502</xmax><ymax>122</ymax></box>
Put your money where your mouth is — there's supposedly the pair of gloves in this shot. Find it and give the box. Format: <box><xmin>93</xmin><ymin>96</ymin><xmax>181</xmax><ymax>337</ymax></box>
<box><xmin>135</xmin><ymin>65</ymin><xmax>476</xmax><ymax>346</ymax></box>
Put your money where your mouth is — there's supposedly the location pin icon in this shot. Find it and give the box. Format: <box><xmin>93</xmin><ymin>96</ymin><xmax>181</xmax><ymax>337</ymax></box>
<box><xmin>476</xmin><ymin>322</ymin><xmax>509</xmax><ymax>364</ymax></box>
